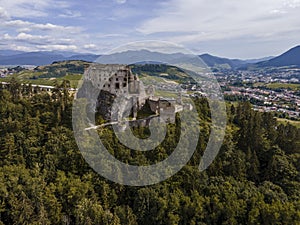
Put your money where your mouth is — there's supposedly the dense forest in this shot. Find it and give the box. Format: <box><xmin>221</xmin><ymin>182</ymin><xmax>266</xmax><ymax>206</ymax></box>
<box><xmin>0</xmin><ymin>79</ymin><xmax>299</xmax><ymax>224</ymax></box>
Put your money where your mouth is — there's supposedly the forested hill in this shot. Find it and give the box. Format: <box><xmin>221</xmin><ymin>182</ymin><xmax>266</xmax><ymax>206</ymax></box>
<box><xmin>2</xmin><ymin>62</ymin><xmax>193</xmax><ymax>87</ymax></box>
<box><xmin>0</xmin><ymin>80</ymin><xmax>299</xmax><ymax>224</ymax></box>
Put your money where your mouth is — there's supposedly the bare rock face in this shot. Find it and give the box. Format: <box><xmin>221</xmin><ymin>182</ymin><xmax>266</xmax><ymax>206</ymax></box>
<box><xmin>96</xmin><ymin>90</ymin><xmax>116</xmax><ymax>120</ymax></box>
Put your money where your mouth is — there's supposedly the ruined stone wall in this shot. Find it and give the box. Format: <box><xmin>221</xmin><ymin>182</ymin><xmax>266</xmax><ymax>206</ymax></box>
<box><xmin>82</xmin><ymin>64</ymin><xmax>184</xmax><ymax>125</ymax></box>
<box><xmin>148</xmin><ymin>99</ymin><xmax>160</xmax><ymax>114</ymax></box>
<box><xmin>84</xmin><ymin>64</ymin><xmax>147</xmax><ymax>121</ymax></box>
<box><xmin>160</xmin><ymin>106</ymin><xmax>176</xmax><ymax>123</ymax></box>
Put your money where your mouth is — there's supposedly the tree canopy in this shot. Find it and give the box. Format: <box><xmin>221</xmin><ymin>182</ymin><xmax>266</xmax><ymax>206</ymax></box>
<box><xmin>0</xmin><ymin>79</ymin><xmax>299</xmax><ymax>224</ymax></box>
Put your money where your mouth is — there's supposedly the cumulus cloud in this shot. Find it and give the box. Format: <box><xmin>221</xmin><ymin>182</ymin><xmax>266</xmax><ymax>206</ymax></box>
<box><xmin>83</xmin><ymin>44</ymin><xmax>97</xmax><ymax>49</ymax></box>
<box><xmin>17</xmin><ymin>27</ymin><xmax>32</xmax><ymax>33</ymax></box>
<box><xmin>9</xmin><ymin>44</ymin><xmax>36</xmax><ymax>52</ymax></box>
<box><xmin>3</xmin><ymin>33</ymin><xmax>46</xmax><ymax>41</ymax></box>
<box><xmin>2</xmin><ymin>32</ymin><xmax>74</xmax><ymax>45</ymax></box>
<box><xmin>5</xmin><ymin>43</ymin><xmax>78</xmax><ymax>52</ymax></box>
<box><xmin>0</xmin><ymin>1</ymin><xmax>87</xmax><ymax>52</ymax></box>
<box><xmin>36</xmin><ymin>44</ymin><xmax>78</xmax><ymax>51</ymax></box>
<box><xmin>0</xmin><ymin>14</ymin><xmax>88</xmax><ymax>52</ymax></box>
<box><xmin>3</xmin><ymin>20</ymin><xmax>82</xmax><ymax>33</ymax></box>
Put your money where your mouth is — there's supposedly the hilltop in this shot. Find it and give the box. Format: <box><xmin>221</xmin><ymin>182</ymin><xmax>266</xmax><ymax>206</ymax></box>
<box><xmin>0</xmin><ymin>60</ymin><xmax>91</xmax><ymax>87</ymax></box>
<box><xmin>199</xmin><ymin>54</ymin><xmax>246</xmax><ymax>69</ymax></box>
<box><xmin>0</xmin><ymin>60</ymin><xmax>192</xmax><ymax>87</ymax></box>
<box><xmin>0</xmin><ymin>50</ymin><xmax>100</xmax><ymax>66</ymax></box>
<box><xmin>256</xmin><ymin>45</ymin><xmax>300</xmax><ymax>68</ymax></box>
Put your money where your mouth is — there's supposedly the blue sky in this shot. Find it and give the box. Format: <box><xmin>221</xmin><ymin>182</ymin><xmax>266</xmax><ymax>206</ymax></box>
<box><xmin>0</xmin><ymin>0</ymin><xmax>300</xmax><ymax>58</ymax></box>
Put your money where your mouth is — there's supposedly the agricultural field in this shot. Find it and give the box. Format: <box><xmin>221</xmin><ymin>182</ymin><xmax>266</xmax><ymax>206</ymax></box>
<box><xmin>254</xmin><ymin>82</ymin><xmax>300</xmax><ymax>90</ymax></box>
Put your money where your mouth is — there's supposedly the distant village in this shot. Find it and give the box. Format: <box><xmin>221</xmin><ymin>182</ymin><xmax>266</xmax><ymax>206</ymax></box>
<box><xmin>216</xmin><ymin>68</ymin><xmax>300</xmax><ymax>119</ymax></box>
<box><xmin>0</xmin><ymin>65</ymin><xmax>35</xmax><ymax>77</ymax></box>
<box><xmin>0</xmin><ymin>67</ymin><xmax>15</xmax><ymax>77</ymax></box>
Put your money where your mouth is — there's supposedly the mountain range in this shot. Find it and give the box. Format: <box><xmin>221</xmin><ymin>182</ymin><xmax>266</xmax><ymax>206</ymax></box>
<box><xmin>0</xmin><ymin>45</ymin><xmax>300</xmax><ymax>69</ymax></box>
<box><xmin>255</xmin><ymin>45</ymin><xmax>300</xmax><ymax>68</ymax></box>
<box><xmin>0</xmin><ymin>51</ymin><xmax>100</xmax><ymax>66</ymax></box>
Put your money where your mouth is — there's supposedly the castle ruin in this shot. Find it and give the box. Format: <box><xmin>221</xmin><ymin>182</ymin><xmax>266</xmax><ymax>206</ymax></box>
<box><xmin>83</xmin><ymin>64</ymin><xmax>190</xmax><ymax>126</ymax></box>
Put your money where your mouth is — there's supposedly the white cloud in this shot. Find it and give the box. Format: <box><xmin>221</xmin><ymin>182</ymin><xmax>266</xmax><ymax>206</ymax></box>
<box><xmin>58</xmin><ymin>10</ymin><xmax>82</xmax><ymax>18</ymax></box>
<box><xmin>115</xmin><ymin>0</ymin><xmax>127</xmax><ymax>4</ymax></box>
<box><xmin>2</xmin><ymin>32</ymin><xmax>75</xmax><ymax>44</ymax></box>
<box><xmin>3</xmin><ymin>20</ymin><xmax>82</xmax><ymax>33</ymax></box>
<box><xmin>95</xmin><ymin>33</ymin><xmax>128</xmax><ymax>38</ymax></box>
<box><xmin>3</xmin><ymin>33</ymin><xmax>46</xmax><ymax>41</ymax></box>
<box><xmin>0</xmin><ymin>1</ymin><xmax>107</xmax><ymax>53</ymax></box>
<box><xmin>3</xmin><ymin>20</ymin><xmax>31</xmax><ymax>27</ymax></box>
<box><xmin>33</xmin><ymin>23</ymin><xmax>69</xmax><ymax>31</ymax></box>
<box><xmin>84</xmin><ymin>44</ymin><xmax>97</xmax><ymax>49</ymax></box>
<box><xmin>17</xmin><ymin>27</ymin><xmax>32</xmax><ymax>33</ymax></box>
<box><xmin>0</xmin><ymin>12</ymin><xmax>88</xmax><ymax>52</ymax></box>
<box><xmin>36</xmin><ymin>44</ymin><xmax>78</xmax><ymax>51</ymax></box>
<box><xmin>0</xmin><ymin>0</ymin><xmax>48</xmax><ymax>17</ymax></box>
<box><xmin>5</xmin><ymin>43</ymin><xmax>78</xmax><ymax>52</ymax></box>
<box><xmin>284</xmin><ymin>0</ymin><xmax>300</xmax><ymax>8</ymax></box>
<box><xmin>1</xmin><ymin>0</ymin><xmax>297</xmax><ymax>57</ymax></box>
<box><xmin>0</xmin><ymin>0</ymin><xmax>71</xmax><ymax>18</ymax></box>
<box><xmin>137</xmin><ymin>0</ymin><xmax>300</xmax><ymax>44</ymax></box>
<box><xmin>4</xmin><ymin>42</ymin><xmax>78</xmax><ymax>52</ymax></box>
<box><xmin>9</xmin><ymin>44</ymin><xmax>36</xmax><ymax>52</ymax></box>
<box><xmin>0</xmin><ymin>7</ymin><xmax>10</xmax><ymax>20</ymax></box>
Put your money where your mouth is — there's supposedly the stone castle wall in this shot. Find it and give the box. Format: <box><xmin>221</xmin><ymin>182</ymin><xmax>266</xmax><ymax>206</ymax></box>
<box><xmin>83</xmin><ymin>64</ymin><xmax>187</xmax><ymax>125</ymax></box>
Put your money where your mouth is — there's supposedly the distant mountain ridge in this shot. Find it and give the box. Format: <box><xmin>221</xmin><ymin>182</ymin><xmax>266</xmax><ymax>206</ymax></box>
<box><xmin>0</xmin><ymin>45</ymin><xmax>300</xmax><ymax>68</ymax></box>
<box><xmin>87</xmin><ymin>49</ymin><xmax>271</xmax><ymax>69</ymax></box>
<box><xmin>0</xmin><ymin>50</ymin><xmax>25</xmax><ymax>56</ymax></box>
<box><xmin>255</xmin><ymin>45</ymin><xmax>300</xmax><ymax>68</ymax></box>
<box><xmin>199</xmin><ymin>54</ymin><xmax>246</xmax><ymax>69</ymax></box>
<box><xmin>0</xmin><ymin>50</ymin><xmax>100</xmax><ymax>66</ymax></box>
<box><xmin>244</xmin><ymin>56</ymin><xmax>274</xmax><ymax>64</ymax></box>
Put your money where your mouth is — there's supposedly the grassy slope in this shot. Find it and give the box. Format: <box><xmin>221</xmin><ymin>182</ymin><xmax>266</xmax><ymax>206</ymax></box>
<box><xmin>277</xmin><ymin>118</ymin><xmax>300</xmax><ymax>128</ymax></box>
<box><xmin>0</xmin><ymin>60</ymin><xmax>89</xmax><ymax>88</ymax></box>
<box><xmin>254</xmin><ymin>82</ymin><xmax>300</xmax><ymax>90</ymax></box>
<box><xmin>266</xmin><ymin>83</ymin><xmax>300</xmax><ymax>90</ymax></box>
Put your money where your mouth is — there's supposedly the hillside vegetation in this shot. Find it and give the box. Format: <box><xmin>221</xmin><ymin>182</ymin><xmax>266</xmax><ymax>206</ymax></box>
<box><xmin>0</xmin><ymin>61</ymin><xmax>91</xmax><ymax>87</ymax></box>
<box><xmin>0</xmin><ymin>79</ymin><xmax>299</xmax><ymax>224</ymax></box>
<box><xmin>0</xmin><ymin>61</ymin><xmax>195</xmax><ymax>88</ymax></box>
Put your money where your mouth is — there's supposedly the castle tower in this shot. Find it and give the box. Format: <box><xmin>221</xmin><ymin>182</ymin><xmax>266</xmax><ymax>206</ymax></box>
<box><xmin>177</xmin><ymin>91</ymin><xmax>183</xmax><ymax>105</ymax></box>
